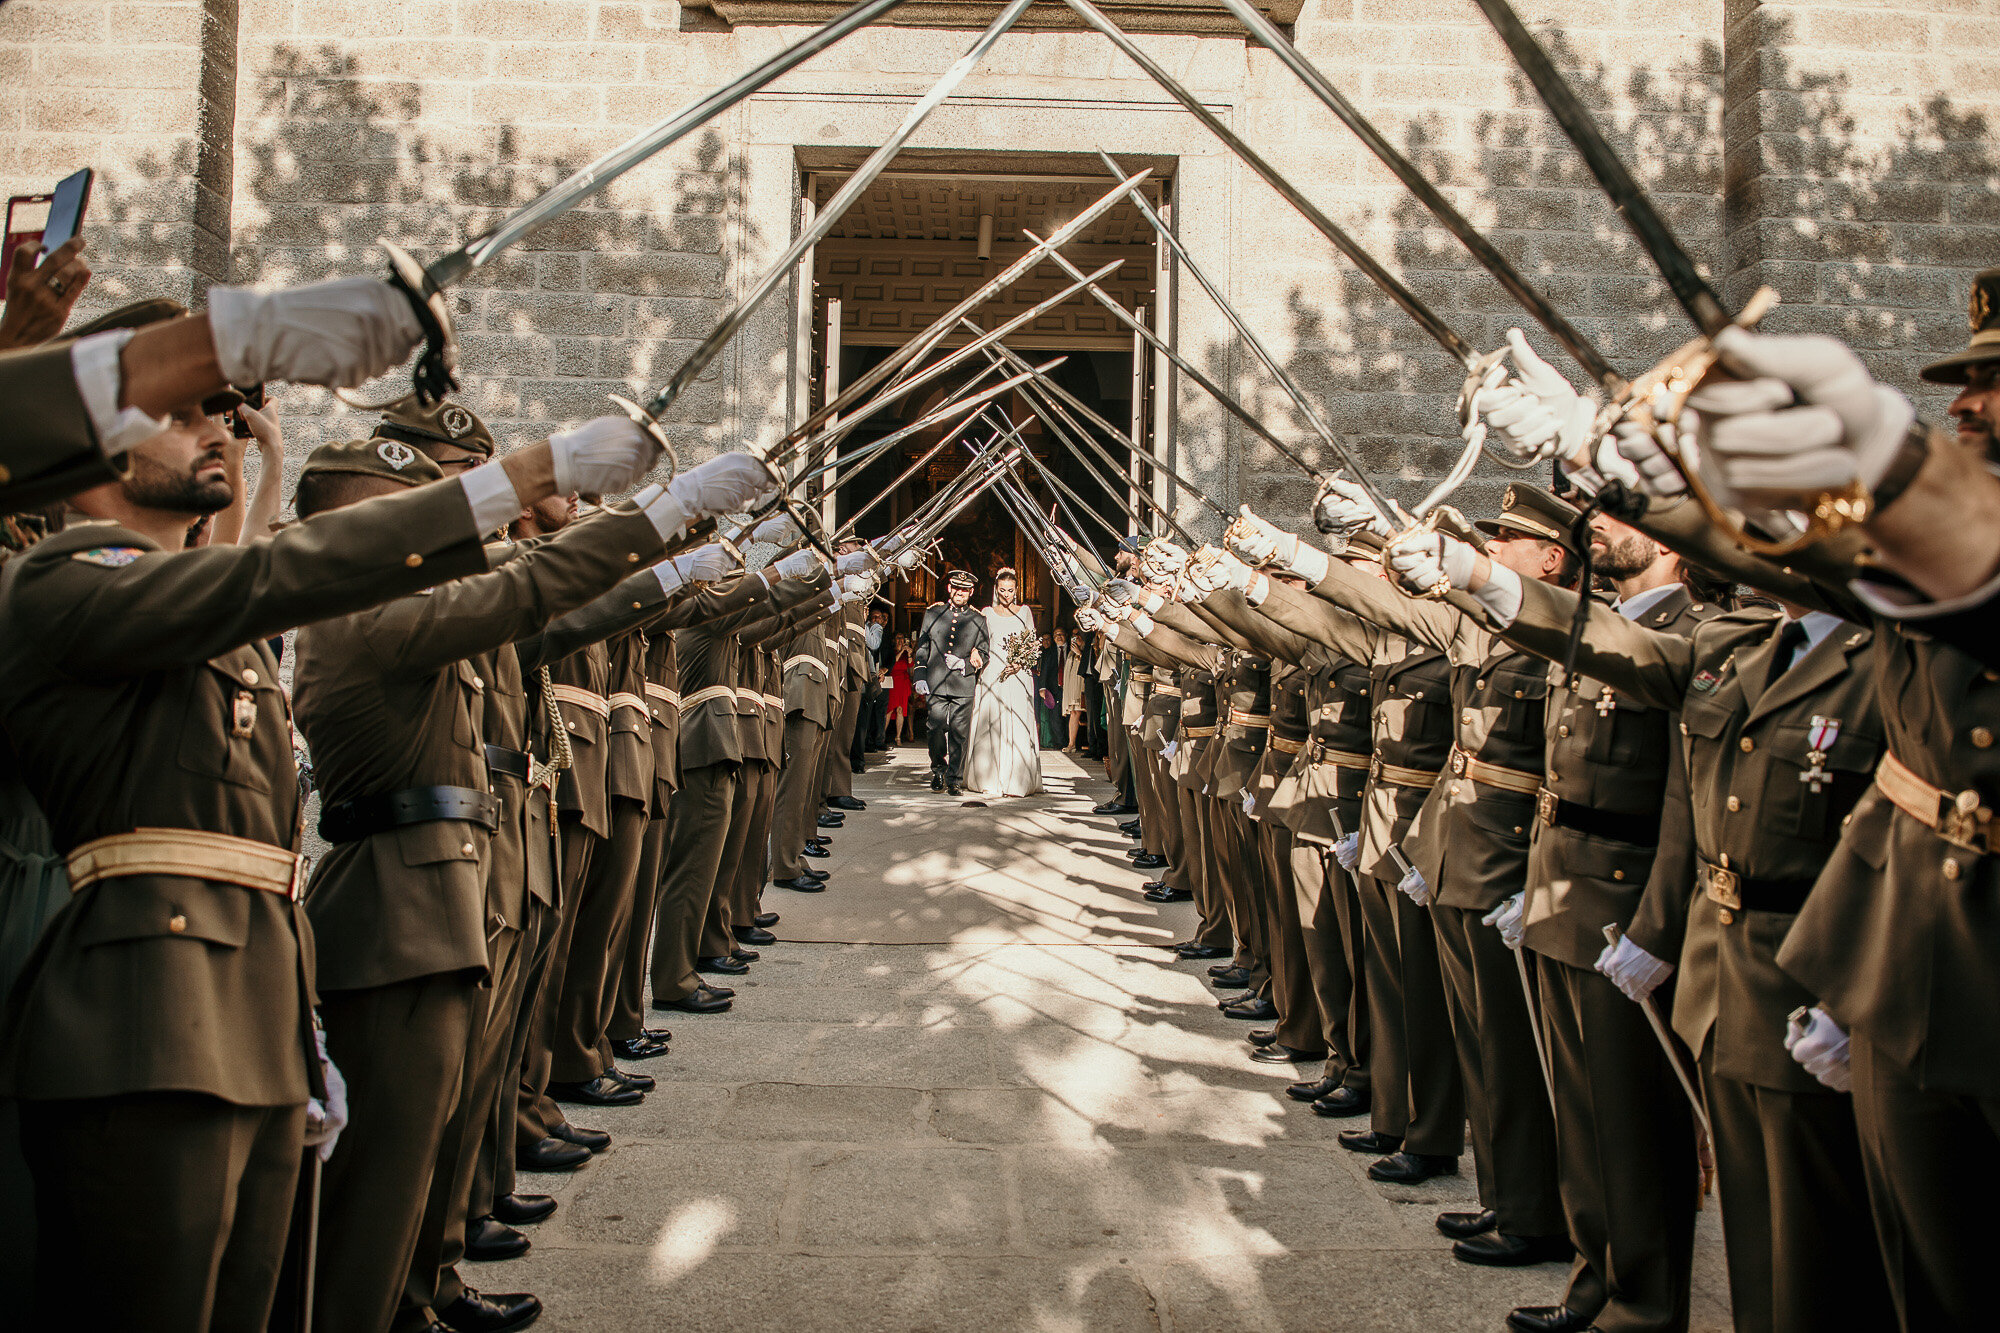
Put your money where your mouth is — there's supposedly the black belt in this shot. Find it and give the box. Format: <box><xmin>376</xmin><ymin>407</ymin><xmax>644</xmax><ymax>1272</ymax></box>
<box><xmin>1701</xmin><ymin>863</ymin><xmax>1816</xmax><ymax>915</ymax></box>
<box><xmin>1535</xmin><ymin>789</ymin><xmax>1661</xmax><ymax>847</ymax></box>
<box><xmin>319</xmin><ymin>785</ymin><xmax>500</xmax><ymax>843</ymax></box>
<box><xmin>482</xmin><ymin>743</ymin><xmax>531</xmax><ymax>783</ymax></box>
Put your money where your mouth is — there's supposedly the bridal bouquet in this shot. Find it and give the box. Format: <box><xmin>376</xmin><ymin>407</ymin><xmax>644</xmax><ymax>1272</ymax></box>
<box><xmin>1000</xmin><ymin>630</ymin><xmax>1039</xmax><ymax>680</ymax></box>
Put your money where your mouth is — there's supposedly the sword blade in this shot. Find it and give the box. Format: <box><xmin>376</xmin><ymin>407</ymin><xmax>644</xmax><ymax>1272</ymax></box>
<box><xmin>638</xmin><ymin>0</ymin><xmax>1036</xmax><ymax>424</ymax></box>
<box><xmin>1217</xmin><ymin>0</ymin><xmax>1626</xmax><ymax>394</ymax></box>
<box><xmin>1472</xmin><ymin>0</ymin><xmax>1732</xmax><ymax>336</ymax></box>
<box><xmin>427</xmin><ymin>0</ymin><xmax>906</xmax><ymax>288</ymax></box>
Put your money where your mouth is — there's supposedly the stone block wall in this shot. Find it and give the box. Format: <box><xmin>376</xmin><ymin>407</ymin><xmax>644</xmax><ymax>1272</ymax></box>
<box><xmin>1</xmin><ymin>0</ymin><xmax>1992</xmax><ymax>524</ymax></box>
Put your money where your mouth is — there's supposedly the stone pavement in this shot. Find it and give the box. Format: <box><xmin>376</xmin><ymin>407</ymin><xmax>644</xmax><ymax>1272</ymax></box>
<box><xmin>507</xmin><ymin>746</ymin><xmax>1731</xmax><ymax>1332</ymax></box>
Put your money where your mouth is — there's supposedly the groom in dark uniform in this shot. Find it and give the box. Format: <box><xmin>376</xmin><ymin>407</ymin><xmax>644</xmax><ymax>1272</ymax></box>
<box><xmin>914</xmin><ymin>570</ymin><xmax>989</xmax><ymax>794</ymax></box>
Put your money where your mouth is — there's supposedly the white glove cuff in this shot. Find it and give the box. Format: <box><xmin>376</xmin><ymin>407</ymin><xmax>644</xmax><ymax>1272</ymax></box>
<box><xmin>461</xmin><ymin>461</ymin><xmax>525</xmax><ymax>534</ymax></box>
<box><xmin>1291</xmin><ymin>542</ymin><xmax>1331</xmax><ymax>585</ymax></box>
<box><xmin>641</xmin><ymin>489</ymin><xmax>691</xmax><ymax>541</ymax></box>
<box><xmin>655</xmin><ymin>559</ymin><xmax>687</xmax><ymax>597</ymax></box>
<box><xmin>1128</xmin><ymin>610</ymin><xmax>1156</xmax><ymax>636</ymax></box>
<box><xmin>1245</xmin><ymin>573</ymin><xmax>1271</xmax><ymax>605</ymax></box>
<box><xmin>1138</xmin><ymin>590</ymin><xmax>1165</xmax><ymax>614</ymax></box>
<box><xmin>1469</xmin><ymin>562</ymin><xmax>1523</xmax><ymax>626</ymax></box>
<box><xmin>773</xmin><ymin>549</ymin><xmax>822</xmax><ymax>580</ymax></box>
<box><xmin>71</xmin><ymin>330</ymin><xmax>169</xmax><ymax>459</ymax></box>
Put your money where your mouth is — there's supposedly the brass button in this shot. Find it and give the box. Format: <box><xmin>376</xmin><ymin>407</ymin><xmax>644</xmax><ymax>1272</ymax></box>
<box><xmin>1973</xmin><ymin>727</ymin><xmax>1995</xmax><ymax>749</ymax></box>
<box><xmin>1514</xmin><ymin>690</ymin><xmax>1524</xmax><ymax>698</ymax></box>
<box><xmin>472</xmin><ymin>676</ymin><xmax>484</xmax><ymax>690</ymax></box>
<box><xmin>1462</xmin><ymin>710</ymin><xmax>1475</xmax><ymax>724</ymax></box>
<box><xmin>1679</xmin><ymin>721</ymin><xmax>1689</xmax><ymax>735</ymax></box>
<box><xmin>461</xmin><ymin>842</ymin><xmax>475</xmax><ymax>856</ymax></box>
<box><xmin>1726</xmin><ymin>795</ymin><xmax>1741</xmax><ymax>812</ymax></box>
<box><xmin>1739</xmin><ymin>737</ymin><xmax>1755</xmax><ymax>752</ymax></box>
<box><xmin>1475</xmin><ymin>678</ymin><xmax>1487</xmax><ymax>689</ymax></box>
<box><xmin>627</xmin><ymin>552</ymin><xmax>642</xmax><ymax>563</ymax></box>
<box><xmin>1513</xmin><ymin>826</ymin><xmax>1523</xmax><ymax>834</ymax></box>
<box><xmin>1558</xmin><ymin>725</ymin><xmax>1570</xmax><ymax>737</ymax></box>
<box><xmin>168</xmin><ymin>913</ymin><xmax>187</xmax><ymax>934</ymax></box>
<box><xmin>1943</xmin><ymin>858</ymin><xmax>1963</xmax><ymax>881</ymax></box>
<box><xmin>1719</xmin><ymin>852</ymin><xmax>1731</xmax><ymax>869</ymax></box>
<box><xmin>1718</xmin><ymin>908</ymin><xmax>1734</xmax><ymax>925</ymax></box>
<box><xmin>1612</xmin><ymin>869</ymin><xmax>1625</xmax><ymax>881</ymax></box>
<box><xmin>405</xmin><ymin>553</ymin><xmax>423</xmax><ymax>567</ymax></box>
<box><xmin>633</xmin><ymin>601</ymin><xmax>644</xmax><ymax>610</ymax></box>
<box><xmin>243</xmin><ymin>668</ymin><xmax>259</xmax><ymax>686</ymax></box>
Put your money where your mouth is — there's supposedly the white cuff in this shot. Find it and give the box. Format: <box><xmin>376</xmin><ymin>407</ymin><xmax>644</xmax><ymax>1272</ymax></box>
<box><xmin>1291</xmin><ymin>542</ymin><xmax>1331</xmax><ymax>585</ymax></box>
<box><xmin>71</xmin><ymin>330</ymin><xmax>168</xmax><ymax>458</ymax></box>
<box><xmin>1128</xmin><ymin>610</ymin><xmax>1156</xmax><ymax>636</ymax></box>
<box><xmin>642</xmin><ymin>489</ymin><xmax>691</xmax><ymax>541</ymax></box>
<box><xmin>1138</xmin><ymin>590</ymin><xmax>1165</xmax><ymax>614</ymax></box>
<box><xmin>1470</xmin><ymin>563</ymin><xmax>1524</xmax><ymax>626</ymax></box>
<box><xmin>460</xmin><ymin>461</ymin><xmax>524</xmax><ymax>534</ymax></box>
<box><xmin>1245</xmin><ymin>572</ymin><xmax>1271</xmax><ymax>605</ymax></box>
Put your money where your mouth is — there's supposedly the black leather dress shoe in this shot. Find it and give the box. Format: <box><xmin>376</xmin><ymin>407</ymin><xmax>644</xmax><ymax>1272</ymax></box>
<box><xmin>466</xmin><ymin>1216</ymin><xmax>530</xmax><ymax>1261</ymax></box>
<box><xmin>492</xmin><ymin>1192</ymin><xmax>557</xmax><ymax>1226</ymax></box>
<box><xmin>1310</xmin><ymin>1086</ymin><xmax>1370</xmax><ymax>1118</ymax></box>
<box><xmin>1118</xmin><ymin>820</ymin><xmax>1142</xmax><ymax>836</ymax></box>
<box><xmin>730</xmin><ymin>947</ymin><xmax>760</xmax><ymax>963</ymax></box>
<box><xmin>698</xmin><ymin>954</ymin><xmax>749</xmax><ymax>975</ymax></box>
<box><xmin>436</xmin><ymin>1287</ymin><xmax>542</xmax><ymax>1333</ymax></box>
<box><xmin>1209</xmin><ymin>966</ymin><xmax>1250</xmax><ymax>989</ymax></box>
<box><xmin>1505</xmin><ymin>1306</ymin><xmax>1595</xmax><ymax>1333</ymax></box>
<box><xmin>931</xmin><ymin>772</ymin><xmax>944</xmax><ymax>791</ymax></box>
<box><xmin>549</xmin><ymin>1121</ymin><xmax>610</xmax><ymax>1153</ymax></box>
<box><xmin>773</xmin><ymin>875</ymin><xmax>826</xmax><ymax>893</ymax></box>
<box><xmin>1286</xmin><ymin>1074</ymin><xmax>1339</xmax><ymax>1103</ymax></box>
<box><xmin>611</xmin><ymin>1034</ymin><xmax>669</xmax><ymax>1061</ymax></box>
<box><xmin>549</xmin><ymin>1074</ymin><xmax>642</xmax><ymax>1107</ymax></box>
<box><xmin>1367</xmin><ymin>1150</ymin><xmax>1459</xmax><ymax>1184</ymax></box>
<box><xmin>656</xmin><ymin>985</ymin><xmax>733</xmax><ymax>1013</ymax></box>
<box><xmin>1140</xmin><ymin>880</ymin><xmax>1168</xmax><ymax>893</ymax></box>
<box><xmin>828</xmin><ymin>795</ymin><xmax>866</xmax><ymax>811</ymax></box>
<box><xmin>1221</xmin><ymin>997</ymin><xmax>1279</xmax><ymax>1021</ymax></box>
<box><xmin>1250</xmin><ymin>1043</ymin><xmax>1328</xmax><ymax>1064</ymax></box>
<box><xmin>1143</xmin><ymin>886</ymin><xmax>1192</xmax><ymax>903</ymax></box>
<box><xmin>1246</xmin><ymin>1027</ymin><xmax>1279</xmax><ymax>1048</ymax></box>
<box><xmin>1093</xmin><ymin>799</ymin><xmax>1138</xmax><ymax>815</ymax></box>
<box><xmin>1125</xmin><ymin>845</ymin><xmax>1149</xmax><ymax>859</ymax></box>
<box><xmin>850</xmin><ymin>763</ymin><xmax>865</xmax><ymax>774</ymax></box>
<box><xmin>1435</xmin><ymin>1208</ymin><xmax>1497</xmax><ymax>1240</ymax></box>
<box><xmin>947</xmin><ymin>782</ymin><xmax>962</xmax><ymax>795</ymax></box>
<box><xmin>1174</xmin><ymin>942</ymin><xmax>1231</xmax><ymax>960</ymax></box>
<box><xmin>804</xmin><ymin>867</ymin><xmax>830</xmax><ymax>882</ymax></box>
<box><xmin>816</xmin><ymin>813</ymin><xmax>845</xmax><ymax>828</ymax></box>
<box><xmin>802</xmin><ymin>842</ymin><xmax>831</xmax><ymax>858</ymax></box>
<box><xmin>1131</xmin><ymin>853</ymin><xmax>1168</xmax><ymax>870</ymax></box>
<box><xmin>1337</xmin><ymin>1129</ymin><xmax>1402</xmax><ymax>1155</ymax></box>
<box><xmin>607</xmin><ymin>1065</ymin><xmax>654</xmax><ymax>1092</ymax></box>
<box><xmin>1453</xmin><ymin>1231</ymin><xmax>1574</xmax><ymax>1267</ymax></box>
<box><xmin>515</xmin><ymin>1137</ymin><xmax>590</xmax><ymax>1172</ymax></box>
<box><xmin>734</xmin><ymin>926</ymin><xmax>778</xmax><ymax>945</ymax></box>
<box><xmin>754</xmin><ymin>912</ymin><xmax>780</xmax><ymax>927</ymax></box>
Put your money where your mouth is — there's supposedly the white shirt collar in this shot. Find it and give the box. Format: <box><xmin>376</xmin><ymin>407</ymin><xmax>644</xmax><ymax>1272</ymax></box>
<box><xmin>1613</xmin><ymin>582</ymin><xmax>1682</xmax><ymax>622</ymax></box>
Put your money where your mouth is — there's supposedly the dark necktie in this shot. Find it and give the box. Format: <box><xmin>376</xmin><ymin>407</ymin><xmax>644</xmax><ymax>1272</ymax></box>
<box><xmin>1771</xmin><ymin>619</ymin><xmax>1810</xmax><ymax>676</ymax></box>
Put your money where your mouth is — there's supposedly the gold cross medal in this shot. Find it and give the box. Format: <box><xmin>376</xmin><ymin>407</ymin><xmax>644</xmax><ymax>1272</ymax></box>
<box><xmin>1801</xmin><ymin>715</ymin><xmax>1840</xmax><ymax>792</ymax></box>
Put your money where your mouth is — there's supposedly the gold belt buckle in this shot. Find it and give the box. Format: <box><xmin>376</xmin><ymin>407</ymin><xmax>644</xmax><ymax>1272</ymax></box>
<box><xmin>1535</xmin><ymin>789</ymin><xmax>1557</xmax><ymax>826</ymax></box>
<box><xmin>1938</xmin><ymin>789</ymin><xmax>1994</xmax><ymax>854</ymax></box>
<box><xmin>1705</xmin><ymin>865</ymin><xmax>1742</xmax><ymax>911</ymax></box>
<box><xmin>1450</xmin><ymin>750</ymin><xmax>1468</xmax><ymax>777</ymax></box>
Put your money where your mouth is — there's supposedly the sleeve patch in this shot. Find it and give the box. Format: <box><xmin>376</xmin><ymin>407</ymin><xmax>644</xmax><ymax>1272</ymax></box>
<box><xmin>69</xmin><ymin>547</ymin><xmax>146</xmax><ymax>568</ymax></box>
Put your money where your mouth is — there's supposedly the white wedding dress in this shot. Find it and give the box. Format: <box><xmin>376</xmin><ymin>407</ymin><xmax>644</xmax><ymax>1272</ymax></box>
<box><xmin>965</xmin><ymin>603</ymin><xmax>1044</xmax><ymax>797</ymax></box>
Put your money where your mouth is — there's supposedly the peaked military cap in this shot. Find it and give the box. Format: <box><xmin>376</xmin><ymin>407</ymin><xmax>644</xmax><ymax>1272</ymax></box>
<box><xmin>297</xmin><ymin>436</ymin><xmax>447</xmax><ymax>490</ymax></box>
<box><xmin>946</xmin><ymin>569</ymin><xmax>978</xmax><ymax>590</ymax></box>
<box><xmin>375</xmin><ymin>397</ymin><xmax>495</xmax><ymax>458</ymax></box>
<box><xmin>1920</xmin><ymin>267</ymin><xmax>2000</xmax><ymax>384</ymax></box>
<box><xmin>1475</xmin><ymin>483</ymin><xmax>1583</xmax><ymax>558</ymax></box>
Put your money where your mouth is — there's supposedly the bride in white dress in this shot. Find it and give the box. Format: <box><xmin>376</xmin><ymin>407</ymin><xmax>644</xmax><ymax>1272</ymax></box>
<box><xmin>965</xmin><ymin>567</ymin><xmax>1044</xmax><ymax>798</ymax></box>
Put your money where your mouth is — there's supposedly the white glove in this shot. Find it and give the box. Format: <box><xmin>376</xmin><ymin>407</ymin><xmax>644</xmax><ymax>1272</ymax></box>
<box><xmin>1482</xmin><ymin>892</ymin><xmax>1527</xmax><ymax>951</ymax></box>
<box><xmin>207</xmin><ymin>276</ymin><xmax>424</xmax><ymax>390</ymax></box>
<box><xmin>1313</xmin><ymin>476</ymin><xmax>1391</xmax><ymax>541</ymax></box>
<box><xmin>1332</xmin><ymin>831</ymin><xmax>1361</xmax><ymax>870</ymax></box>
<box><xmin>1784</xmin><ymin>1005</ymin><xmax>1853</xmax><ymax>1092</ymax></box>
<box><xmin>1242</xmin><ymin>790</ymin><xmax>1257</xmax><ymax>815</ymax></box>
<box><xmin>838</xmin><ymin>572</ymin><xmax>874</xmax><ymax>603</ymax></box>
<box><xmin>667</xmin><ymin>451</ymin><xmax>777</xmax><ymax>519</ymax></box>
<box><xmin>1686</xmin><ymin>327</ymin><xmax>1916</xmax><ymax>508</ymax></box>
<box><xmin>302</xmin><ymin>1026</ymin><xmax>349</xmax><ymax>1163</ymax></box>
<box><xmin>1225</xmin><ymin>506</ymin><xmax>1293</xmax><ymax>567</ymax></box>
<box><xmin>550</xmin><ymin>416</ymin><xmax>663</xmax><ymax>500</ymax></box>
<box><xmin>1386</xmin><ymin>528</ymin><xmax>1479</xmax><ymax>595</ymax></box>
<box><xmin>1161</xmin><ymin>739</ymin><xmax>1180</xmax><ymax>763</ymax></box>
<box><xmin>752</xmin><ymin>514</ymin><xmax>800</xmax><ymax>545</ymax></box>
<box><xmin>1478</xmin><ymin>329</ymin><xmax>1599</xmax><ymax>465</ymax></box>
<box><xmin>1101</xmin><ymin>600</ymin><xmax>1134</xmax><ymax>624</ymax></box>
<box><xmin>677</xmin><ymin>542</ymin><xmax>736</xmax><ymax>584</ymax></box>
<box><xmin>1396</xmin><ymin>862</ymin><xmax>1432</xmax><ymax>907</ymax></box>
<box><xmin>894</xmin><ymin>546</ymin><xmax>925</xmax><ymax>572</ymax></box>
<box><xmin>772</xmin><ymin>548</ymin><xmax>824</xmax><ymax>580</ymax></box>
<box><xmin>944</xmin><ymin>653</ymin><xmax>967</xmax><ymax>672</ymax></box>
<box><xmin>1075</xmin><ymin>607</ymin><xmax>1105</xmax><ymax>633</ymax></box>
<box><xmin>1138</xmin><ymin>539</ymin><xmax>1189</xmax><ymax>582</ymax></box>
<box><xmin>914</xmin><ymin>678</ymin><xmax>931</xmax><ymax>697</ymax></box>
<box><xmin>1595</xmin><ymin>934</ymin><xmax>1673</xmax><ymax>1003</ymax></box>
<box><xmin>835</xmin><ymin>548</ymin><xmax>879</xmax><ymax>576</ymax></box>
<box><xmin>1099</xmin><ymin>578</ymin><xmax>1141</xmax><ymax>607</ymax></box>
<box><xmin>1611</xmin><ymin>415</ymin><xmax>1690</xmax><ymax>499</ymax></box>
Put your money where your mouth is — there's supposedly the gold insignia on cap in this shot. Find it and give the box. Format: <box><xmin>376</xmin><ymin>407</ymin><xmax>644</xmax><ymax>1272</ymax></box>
<box><xmin>377</xmin><ymin>441</ymin><xmax>417</xmax><ymax>471</ymax></box>
<box><xmin>441</xmin><ymin>405</ymin><xmax>474</xmax><ymax>438</ymax></box>
<box><xmin>1503</xmin><ymin>485</ymin><xmax>1520</xmax><ymax>509</ymax></box>
<box><xmin>1973</xmin><ymin>284</ymin><xmax>1991</xmax><ymax>334</ymax></box>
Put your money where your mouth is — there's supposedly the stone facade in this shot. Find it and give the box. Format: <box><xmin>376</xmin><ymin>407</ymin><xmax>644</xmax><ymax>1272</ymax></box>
<box><xmin>2</xmin><ymin>0</ymin><xmax>1992</xmax><ymax>525</ymax></box>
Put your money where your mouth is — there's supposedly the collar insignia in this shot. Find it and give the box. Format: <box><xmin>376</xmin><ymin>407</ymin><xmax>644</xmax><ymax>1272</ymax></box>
<box><xmin>70</xmin><ymin>546</ymin><xmax>145</xmax><ymax>568</ymax></box>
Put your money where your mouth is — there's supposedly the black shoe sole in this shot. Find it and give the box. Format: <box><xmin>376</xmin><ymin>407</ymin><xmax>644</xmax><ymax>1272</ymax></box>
<box><xmin>465</xmin><ymin>1240</ymin><xmax>531</xmax><ymax>1262</ymax></box>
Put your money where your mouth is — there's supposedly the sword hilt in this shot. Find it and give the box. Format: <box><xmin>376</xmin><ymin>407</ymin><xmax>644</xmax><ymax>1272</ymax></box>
<box><xmin>606</xmin><ymin>393</ymin><xmax>683</xmax><ymax>485</ymax></box>
<box><xmin>383</xmin><ymin>240</ymin><xmax>460</xmax><ymax>408</ymax></box>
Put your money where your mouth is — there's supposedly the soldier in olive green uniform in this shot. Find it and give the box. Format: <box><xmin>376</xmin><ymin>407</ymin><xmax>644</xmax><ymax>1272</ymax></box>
<box><xmin>0</xmin><ymin>413</ymin><xmax>598</xmax><ymax>1330</ymax></box>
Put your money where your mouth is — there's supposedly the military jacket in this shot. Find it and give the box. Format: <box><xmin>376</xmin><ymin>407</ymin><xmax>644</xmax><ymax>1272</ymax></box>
<box><xmin>1248</xmin><ymin>660</ymin><xmax>1305</xmax><ymax>822</ymax></box>
<box><xmin>1212</xmin><ymin>653</ymin><xmax>1273</xmax><ymax>801</ymax></box>
<box><xmin>0</xmin><ymin>481</ymin><xmax>491</xmax><ymax>1103</ymax></box>
<box><xmin>0</xmin><ymin>340</ymin><xmax>123</xmax><ymax>509</ymax></box>
<box><xmin>1475</xmin><ymin>578</ymin><xmax>1719</xmax><ymax>968</ymax></box>
<box><xmin>782</xmin><ymin>619</ymin><xmax>835</xmax><ymax>725</ymax></box>
<box><xmin>294</xmin><ymin>506</ymin><xmax>667</xmax><ymax>991</ymax></box>
<box><xmin>605</xmin><ymin>629</ymin><xmax>655</xmax><ymax>807</ymax></box>
<box><xmin>1280</xmin><ymin>650</ymin><xmax>1376</xmax><ymax>847</ymax></box>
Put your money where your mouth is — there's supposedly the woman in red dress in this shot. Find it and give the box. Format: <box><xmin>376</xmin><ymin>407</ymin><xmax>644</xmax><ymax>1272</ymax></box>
<box><xmin>886</xmin><ymin>633</ymin><xmax>915</xmax><ymax>744</ymax></box>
